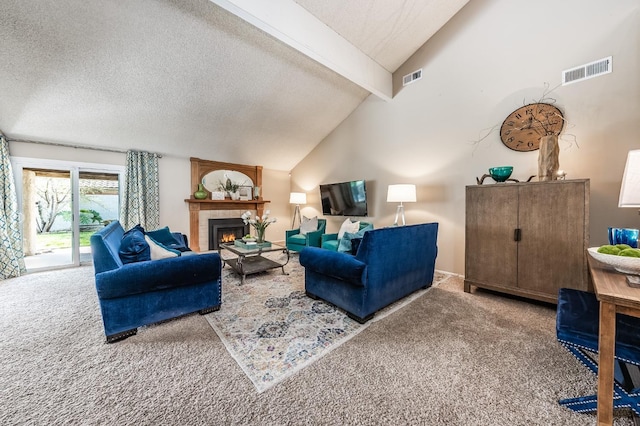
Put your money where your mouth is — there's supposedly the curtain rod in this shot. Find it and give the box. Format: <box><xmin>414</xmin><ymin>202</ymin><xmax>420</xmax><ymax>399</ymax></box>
<box><xmin>2</xmin><ymin>134</ymin><xmax>163</xmax><ymax>157</ymax></box>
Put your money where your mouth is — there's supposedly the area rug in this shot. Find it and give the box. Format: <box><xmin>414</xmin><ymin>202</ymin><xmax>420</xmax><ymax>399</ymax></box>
<box><xmin>205</xmin><ymin>253</ymin><xmax>454</xmax><ymax>393</ymax></box>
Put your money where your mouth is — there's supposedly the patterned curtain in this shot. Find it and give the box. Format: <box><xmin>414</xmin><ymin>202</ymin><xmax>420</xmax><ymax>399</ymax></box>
<box><xmin>120</xmin><ymin>150</ymin><xmax>160</xmax><ymax>231</ymax></box>
<box><xmin>0</xmin><ymin>136</ymin><xmax>26</xmax><ymax>279</ymax></box>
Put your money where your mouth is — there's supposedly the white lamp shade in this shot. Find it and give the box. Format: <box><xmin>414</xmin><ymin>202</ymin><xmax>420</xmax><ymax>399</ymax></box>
<box><xmin>619</xmin><ymin>150</ymin><xmax>640</xmax><ymax>208</ymax></box>
<box><xmin>387</xmin><ymin>184</ymin><xmax>416</xmax><ymax>203</ymax></box>
<box><xmin>289</xmin><ymin>192</ymin><xmax>307</xmax><ymax>204</ymax></box>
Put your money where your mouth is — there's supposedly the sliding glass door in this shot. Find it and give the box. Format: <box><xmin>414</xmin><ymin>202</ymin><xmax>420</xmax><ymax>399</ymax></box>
<box><xmin>22</xmin><ymin>168</ymin><xmax>73</xmax><ymax>269</ymax></box>
<box><xmin>78</xmin><ymin>171</ymin><xmax>121</xmax><ymax>265</ymax></box>
<box><xmin>12</xmin><ymin>158</ymin><xmax>124</xmax><ymax>272</ymax></box>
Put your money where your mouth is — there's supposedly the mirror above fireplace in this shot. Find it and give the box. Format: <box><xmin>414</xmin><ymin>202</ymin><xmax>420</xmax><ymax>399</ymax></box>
<box><xmin>202</xmin><ymin>170</ymin><xmax>254</xmax><ymax>193</ymax></box>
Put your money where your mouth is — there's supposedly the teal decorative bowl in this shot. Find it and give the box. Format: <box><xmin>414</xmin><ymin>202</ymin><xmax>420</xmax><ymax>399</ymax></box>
<box><xmin>489</xmin><ymin>166</ymin><xmax>513</xmax><ymax>182</ymax></box>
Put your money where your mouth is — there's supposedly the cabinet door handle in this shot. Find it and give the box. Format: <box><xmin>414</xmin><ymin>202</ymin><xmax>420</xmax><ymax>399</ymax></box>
<box><xmin>514</xmin><ymin>228</ymin><xmax>522</xmax><ymax>241</ymax></box>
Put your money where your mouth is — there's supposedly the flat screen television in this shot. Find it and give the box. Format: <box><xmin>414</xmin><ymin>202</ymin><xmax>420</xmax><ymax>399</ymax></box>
<box><xmin>319</xmin><ymin>180</ymin><xmax>368</xmax><ymax>217</ymax></box>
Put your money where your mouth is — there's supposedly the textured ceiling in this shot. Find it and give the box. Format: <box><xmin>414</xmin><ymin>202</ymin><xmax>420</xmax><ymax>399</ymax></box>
<box><xmin>0</xmin><ymin>0</ymin><xmax>468</xmax><ymax>170</ymax></box>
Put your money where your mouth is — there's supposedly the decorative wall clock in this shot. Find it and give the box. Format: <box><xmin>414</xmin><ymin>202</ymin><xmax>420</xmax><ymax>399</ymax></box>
<box><xmin>499</xmin><ymin>103</ymin><xmax>564</xmax><ymax>152</ymax></box>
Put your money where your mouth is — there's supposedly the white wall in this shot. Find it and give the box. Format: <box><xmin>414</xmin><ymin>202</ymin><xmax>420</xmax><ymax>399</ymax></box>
<box><xmin>9</xmin><ymin>141</ymin><xmax>290</xmax><ymax>245</ymax></box>
<box><xmin>290</xmin><ymin>0</ymin><xmax>640</xmax><ymax>274</ymax></box>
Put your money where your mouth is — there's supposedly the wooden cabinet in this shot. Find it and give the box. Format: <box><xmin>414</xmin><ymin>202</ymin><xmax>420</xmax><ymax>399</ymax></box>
<box><xmin>464</xmin><ymin>179</ymin><xmax>590</xmax><ymax>303</ymax></box>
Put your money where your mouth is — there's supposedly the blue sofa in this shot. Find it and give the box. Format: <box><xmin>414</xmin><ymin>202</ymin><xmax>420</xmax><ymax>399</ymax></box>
<box><xmin>90</xmin><ymin>221</ymin><xmax>222</xmax><ymax>342</ymax></box>
<box><xmin>299</xmin><ymin>222</ymin><xmax>438</xmax><ymax>323</ymax></box>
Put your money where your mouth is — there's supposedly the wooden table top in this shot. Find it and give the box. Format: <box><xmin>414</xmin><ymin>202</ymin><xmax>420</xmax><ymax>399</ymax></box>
<box><xmin>589</xmin><ymin>255</ymin><xmax>640</xmax><ymax>315</ymax></box>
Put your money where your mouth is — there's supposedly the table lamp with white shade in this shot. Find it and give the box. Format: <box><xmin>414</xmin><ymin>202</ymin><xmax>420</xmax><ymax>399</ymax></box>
<box><xmin>619</xmin><ymin>150</ymin><xmax>640</xmax><ymax>210</ymax></box>
<box><xmin>289</xmin><ymin>192</ymin><xmax>307</xmax><ymax>229</ymax></box>
<box><xmin>387</xmin><ymin>184</ymin><xmax>416</xmax><ymax>226</ymax></box>
<box><xmin>617</xmin><ymin>150</ymin><xmax>640</xmax><ymax>285</ymax></box>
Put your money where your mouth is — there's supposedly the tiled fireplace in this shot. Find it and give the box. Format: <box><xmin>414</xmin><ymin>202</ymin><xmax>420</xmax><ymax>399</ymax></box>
<box><xmin>208</xmin><ymin>218</ymin><xmax>249</xmax><ymax>250</ymax></box>
<box><xmin>196</xmin><ymin>209</ymin><xmax>250</xmax><ymax>252</ymax></box>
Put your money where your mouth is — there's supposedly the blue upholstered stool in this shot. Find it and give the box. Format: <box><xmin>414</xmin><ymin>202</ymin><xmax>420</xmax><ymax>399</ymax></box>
<box><xmin>556</xmin><ymin>287</ymin><xmax>640</xmax><ymax>415</ymax></box>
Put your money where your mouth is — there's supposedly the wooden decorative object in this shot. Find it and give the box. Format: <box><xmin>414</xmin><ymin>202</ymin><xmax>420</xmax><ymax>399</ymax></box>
<box><xmin>476</xmin><ymin>174</ymin><xmax>519</xmax><ymax>185</ymax></box>
<box><xmin>475</xmin><ymin>175</ymin><xmax>537</xmax><ymax>185</ymax></box>
<box><xmin>538</xmin><ymin>134</ymin><xmax>560</xmax><ymax>181</ymax></box>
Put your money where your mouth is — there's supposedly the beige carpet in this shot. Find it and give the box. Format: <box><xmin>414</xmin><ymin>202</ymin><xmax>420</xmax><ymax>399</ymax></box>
<box><xmin>0</xmin><ymin>258</ymin><xmax>634</xmax><ymax>425</ymax></box>
<box><xmin>206</xmin><ymin>259</ymin><xmax>452</xmax><ymax>393</ymax></box>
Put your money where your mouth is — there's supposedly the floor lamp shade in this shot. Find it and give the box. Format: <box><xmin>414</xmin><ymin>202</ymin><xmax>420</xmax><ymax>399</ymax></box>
<box><xmin>289</xmin><ymin>192</ymin><xmax>307</xmax><ymax>205</ymax></box>
<box><xmin>619</xmin><ymin>150</ymin><xmax>640</xmax><ymax>208</ymax></box>
<box><xmin>289</xmin><ymin>192</ymin><xmax>306</xmax><ymax>229</ymax></box>
<box><xmin>387</xmin><ymin>184</ymin><xmax>416</xmax><ymax>226</ymax></box>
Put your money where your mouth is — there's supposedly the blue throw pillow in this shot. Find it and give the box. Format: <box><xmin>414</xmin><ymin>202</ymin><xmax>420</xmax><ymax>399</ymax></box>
<box><xmin>146</xmin><ymin>226</ymin><xmax>181</xmax><ymax>246</ymax></box>
<box><xmin>119</xmin><ymin>225</ymin><xmax>151</xmax><ymax>264</ymax></box>
<box><xmin>338</xmin><ymin>224</ymin><xmax>373</xmax><ymax>253</ymax></box>
<box><xmin>126</xmin><ymin>224</ymin><xmax>145</xmax><ymax>234</ymax></box>
<box><xmin>350</xmin><ymin>237</ymin><xmax>363</xmax><ymax>255</ymax></box>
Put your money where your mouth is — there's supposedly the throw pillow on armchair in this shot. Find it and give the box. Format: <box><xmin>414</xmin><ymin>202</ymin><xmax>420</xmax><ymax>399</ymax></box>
<box><xmin>321</xmin><ymin>219</ymin><xmax>372</xmax><ymax>252</ymax></box>
<box><xmin>338</xmin><ymin>224</ymin><xmax>373</xmax><ymax>253</ymax></box>
<box><xmin>299</xmin><ymin>216</ymin><xmax>318</xmax><ymax>235</ymax></box>
<box><xmin>338</xmin><ymin>218</ymin><xmax>360</xmax><ymax>239</ymax></box>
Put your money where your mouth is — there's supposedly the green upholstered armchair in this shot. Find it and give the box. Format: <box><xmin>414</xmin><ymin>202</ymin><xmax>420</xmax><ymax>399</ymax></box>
<box><xmin>321</xmin><ymin>221</ymin><xmax>373</xmax><ymax>251</ymax></box>
<box><xmin>286</xmin><ymin>219</ymin><xmax>327</xmax><ymax>252</ymax></box>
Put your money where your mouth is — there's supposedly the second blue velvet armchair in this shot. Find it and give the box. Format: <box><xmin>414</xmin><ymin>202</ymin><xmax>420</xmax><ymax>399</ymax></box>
<box><xmin>285</xmin><ymin>219</ymin><xmax>326</xmax><ymax>252</ymax></box>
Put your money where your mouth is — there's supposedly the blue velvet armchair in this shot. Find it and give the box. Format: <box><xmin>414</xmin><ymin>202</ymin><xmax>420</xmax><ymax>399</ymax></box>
<box><xmin>90</xmin><ymin>221</ymin><xmax>222</xmax><ymax>342</ymax></box>
<box><xmin>300</xmin><ymin>223</ymin><xmax>438</xmax><ymax>323</ymax></box>
<box><xmin>285</xmin><ymin>219</ymin><xmax>327</xmax><ymax>252</ymax></box>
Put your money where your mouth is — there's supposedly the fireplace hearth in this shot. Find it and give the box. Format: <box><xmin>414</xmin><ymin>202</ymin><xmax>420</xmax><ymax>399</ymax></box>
<box><xmin>209</xmin><ymin>218</ymin><xmax>249</xmax><ymax>250</ymax></box>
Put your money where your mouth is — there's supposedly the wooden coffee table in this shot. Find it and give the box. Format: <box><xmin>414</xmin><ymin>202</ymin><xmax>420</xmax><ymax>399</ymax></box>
<box><xmin>218</xmin><ymin>242</ymin><xmax>289</xmax><ymax>284</ymax></box>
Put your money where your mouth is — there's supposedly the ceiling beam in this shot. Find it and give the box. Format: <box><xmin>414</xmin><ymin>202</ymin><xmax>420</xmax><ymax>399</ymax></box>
<box><xmin>209</xmin><ymin>0</ymin><xmax>393</xmax><ymax>101</ymax></box>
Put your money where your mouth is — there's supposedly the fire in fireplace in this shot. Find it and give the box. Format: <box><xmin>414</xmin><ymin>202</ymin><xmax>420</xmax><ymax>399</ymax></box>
<box><xmin>219</xmin><ymin>231</ymin><xmax>237</xmax><ymax>244</ymax></box>
<box><xmin>209</xmin><ymin>218</ymin><xmax>249</xmax><ymax>250</ymax></box>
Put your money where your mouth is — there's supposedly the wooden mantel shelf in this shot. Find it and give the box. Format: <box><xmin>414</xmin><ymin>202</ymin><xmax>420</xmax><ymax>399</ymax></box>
<box><xmin>184</xmin><ymin>198</ymin><xmax>270</xmax><ymax>206</ymax></box>
<box><xmin>184</xmin><ymin>198</ymin><xmax>271</xmax><ymax>213</ymax></box>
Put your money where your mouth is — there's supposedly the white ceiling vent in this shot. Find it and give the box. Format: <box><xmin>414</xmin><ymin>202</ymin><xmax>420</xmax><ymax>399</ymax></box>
<box><xmin>562</xmin><ymin>56</ymin><xmax>612</xmax><ymax>86</ymax></box>
<box><xmin>402</xmin><ymin>68</ymin><xmax>422</xmax><ymax>86</ymax></box>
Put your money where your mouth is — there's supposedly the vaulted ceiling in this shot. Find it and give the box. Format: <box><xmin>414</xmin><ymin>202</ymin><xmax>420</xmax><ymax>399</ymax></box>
<box><xmin>0</xmin><ymin>0</ymin><xmax>469</xmax><ymax>170</ymax></box>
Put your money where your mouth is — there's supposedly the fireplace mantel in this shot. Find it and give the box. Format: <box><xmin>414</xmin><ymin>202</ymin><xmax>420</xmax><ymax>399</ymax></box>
<box><xmin>186</xmin><ymin>158</ymin><xmax>269</xmax><ymax>252</ymax></box>
<box><xmin>185</xmin><ymin>199</ymin><xmax>270</xmax><ymax>208</ymax></box>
